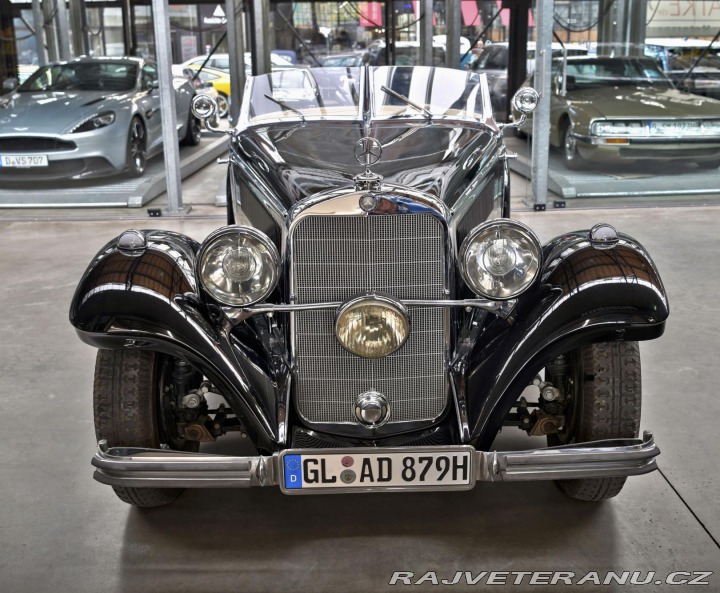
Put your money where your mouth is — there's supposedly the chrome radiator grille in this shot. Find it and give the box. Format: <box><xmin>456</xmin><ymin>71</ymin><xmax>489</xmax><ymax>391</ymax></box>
<box><xmin>292</xmin><ymin>213</ymin><xmax>448</xmax><ymax>425</ymax></box>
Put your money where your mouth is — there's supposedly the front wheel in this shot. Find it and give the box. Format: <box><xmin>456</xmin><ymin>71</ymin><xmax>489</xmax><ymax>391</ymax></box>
<box><xmin>216</xmin><ymin>92</ymin><xmax>229</xmax><ymax>118</ymax></box>
<box><xmin>549</xmin><ymin>342</ymin><xmax>642</xmax><ymax>501</ymax></box>
<box><xmin>561</xmin><ymin>121</ymin><xmax>583</xmax><ymax>170</ymax></box>
<box><xmin>181</xmin><ymin>108</ymin><xmax>202</xmax><ymax>146</ymax></box>
<box><xmin>126</xmin><ymin>117</ymin><xmax>147</xmax><ymax>177</ymax></box>
<box><xmin>93</xmin><ymin>349</ymin><xmax>200</xmax><ymax>507</ymax></box>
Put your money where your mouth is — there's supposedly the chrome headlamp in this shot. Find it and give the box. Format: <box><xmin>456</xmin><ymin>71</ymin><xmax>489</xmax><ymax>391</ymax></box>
<box><xmin>335</xmin><ymin>294</ymin><xmax>410</xmax><ymax>359</ymax></box>
<box><xmin>197</xmin><ymin>226</ymin><xmax>279</xmax><ymax>306</ymax></box>
<box><xmin>459</xmin><ymin>220</ymin><xmax>541</xmax><ymax>300</ymax></box>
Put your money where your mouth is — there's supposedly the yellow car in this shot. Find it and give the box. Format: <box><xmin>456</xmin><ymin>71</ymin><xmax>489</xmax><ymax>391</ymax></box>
<box><xmin>185</xmin><ymin>65</ymin><xmax>230</xmax><ymax>118</ymax></box>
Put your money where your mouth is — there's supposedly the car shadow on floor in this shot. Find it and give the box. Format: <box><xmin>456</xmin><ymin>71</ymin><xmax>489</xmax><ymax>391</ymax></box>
<box><xmin>116</xmin><ymin>432</ymin><xmax>620</xmax><ymax>593</ymax></box>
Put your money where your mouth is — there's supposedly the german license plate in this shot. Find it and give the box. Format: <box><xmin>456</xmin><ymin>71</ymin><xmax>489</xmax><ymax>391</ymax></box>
<box><xmin>0</xmin><ymin>154</ymin><xmax>48</xmax><ymax>168</ymax></box>
<box><xmin>279</xmin><ymin>447</ymin><xmax>475</xmax><ymax>494</ymax></box>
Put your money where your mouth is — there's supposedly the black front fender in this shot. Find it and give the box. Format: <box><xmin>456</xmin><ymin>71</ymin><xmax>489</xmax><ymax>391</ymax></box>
<box><xmin>69</xmin><ymin>230</ymin><xmax>283</xmax><ymax>452</ymax></box>
<box><xmin>466</xmin><ymin>231</ymin><xmax>669</xmax><ymax>450</ymax></box>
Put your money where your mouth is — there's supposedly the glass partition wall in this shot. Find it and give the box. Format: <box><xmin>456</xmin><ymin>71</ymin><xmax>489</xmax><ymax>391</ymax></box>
<box><xmin>2</xmin><ymin>0</ymin><xmax>720</xmax><ymax>202</ymax></box>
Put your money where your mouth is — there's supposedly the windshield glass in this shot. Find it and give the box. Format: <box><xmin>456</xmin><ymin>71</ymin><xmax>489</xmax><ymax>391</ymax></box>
<box><xmin>560</xmin><ymin>57</ymin><xmax>673</xmax><ymax>89</ymax></box>
<box><xmin>19</xmin><ymin>61</ymin><xmax>138</xmax><ymax>92</ymax></box>
<box><xmin>373</xmin><ymin>67</ymin><xmax>485</xmax><ymax>119</ymax></box>
<box><xmin>247</xmin><ymin>66</ymin><xmax>488</xmax><ymax>123</ymax></box>
<box><xmin>248</xmin><ymin>68</ymin><xmax>361</xmax><ymax>121</ymax></box>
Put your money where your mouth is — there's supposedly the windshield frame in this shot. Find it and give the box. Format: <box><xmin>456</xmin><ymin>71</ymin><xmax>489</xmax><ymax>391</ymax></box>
<box><xmin>239</xmin><ymin>66</ymin><xmax>492</xmax><ymax>129</ymax></box>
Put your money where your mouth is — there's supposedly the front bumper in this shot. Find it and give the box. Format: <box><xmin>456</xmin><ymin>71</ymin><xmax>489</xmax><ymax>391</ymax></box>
<box><xmin>575</xmin><ymin>134</ymin><xmax>720</xmax><ymax>163</ymax></box>
<box><xmin>92</xmin><ymin>431</ymin><xmax>659</xmax><ymax>492</ymax></box>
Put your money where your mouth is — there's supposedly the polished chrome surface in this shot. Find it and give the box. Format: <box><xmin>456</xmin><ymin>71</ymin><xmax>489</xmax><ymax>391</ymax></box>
<box><xmin>290</xmin><ymin>204</ymin><xmax>448</xmax><ymax>426</ymax></box>
<box><xmin>93</xmin><ymin>440</ymin><xmax>277</xmax><ymax>488</ymax></box>
<box><xmin>227</xmin><ymin>298</ymin><xmax>516</xmax><ymax>322</ymax></box>
<box><xmin>354</xmin><ymin>137</ymin><xmax>383</xmax><ymax>167</ymax></box>
<box><xmin>191</xmin><ymin>94</ymin><xmax>226</xmax><ymax>135</ymax></box>
<box><xmin>498</xmin><ymin>87</ymin><xmax>540</xmax><ymax>131</ymax></box>
<box><xmin>231</xmin><ymin>66</ymin><xmax>502</xmax><ymax>208</ymax></box>
<box><xmin>589</xmin><ymin>223</ymin><xmax>620</xmax><ymax>250</ymax></box>
<box><xmin>197</xmin><ymin>226</ymin><xmax>280</xmax><ymax>306</ymax></box>
<box><xmin>478</xmin><ymin>431</ymin><xmax>660</xmax><ymax>482</ymax></box>
<box><xmin>91</xmin><ymin>431</ymin><xmax>659</xmax><ymax>490</ymax></box>
<box><xmin>117</xmin><ymin>230</ymin><xmax>147</xmax><ymax>255</ymax></box>
<box><xmin>458</xmin><ymin>219</ymin><xmax>542</xmax><ymax>300</ymax></box>
<box><xmin>354</xmin><ymin>391</ymin><xmax>390</xmax><ymax>426</ymax></box>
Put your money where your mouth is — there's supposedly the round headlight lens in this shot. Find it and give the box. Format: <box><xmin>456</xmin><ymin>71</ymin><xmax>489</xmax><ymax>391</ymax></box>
<box><xmin>198</xmin><ymin>227</ymin><xmax>279</xmax><ymax>306</ymax></box>
<box><xmin>459</xmin><ymin>220</ymin><xmax>541</xmax><ymax>300</ymax></box>
<box><xmin>335</xmin><ymin>296</ymin><xmax>410</xmax><ymax>359</ymax></box>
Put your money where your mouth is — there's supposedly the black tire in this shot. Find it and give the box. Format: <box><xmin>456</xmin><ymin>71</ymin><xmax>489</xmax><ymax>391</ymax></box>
<box><xmin>561</xmin><ymin>120</ymin><xmax>583</xmax><ymax>170</ymax></box>
<box><xmin>181</xmin><ymin>108</ymin><xmax>202</xmax><ymax>146</ymax></box>
<box><xmin>126</xmin><ymin>117</ymin><xmax>147</xmax><ymax>177</ymax></box>
<box><xmin>549</xmin><ymin>342</ymin><xmax>641</xmax><ymax>502</ymax></box>
<box><xmin>93</xmin><ymin>349</ymin><xmax>199</xmax><ymax>507</ymax></box>
<box><xmin>216</xmin><ymin>92</ymin><xmax>229</xmax><ymax>119</ymax></box>
<box><xmin>697</xmin><ymin>159</ymin><xmax>720</xmax><ymax>170</ymax></box>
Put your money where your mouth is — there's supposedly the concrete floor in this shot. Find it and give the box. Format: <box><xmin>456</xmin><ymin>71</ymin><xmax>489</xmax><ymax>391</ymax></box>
<box><xmin>1</xmin><ymin>165</ymin><xmax>719</xmax><ymax>592</ymax></box>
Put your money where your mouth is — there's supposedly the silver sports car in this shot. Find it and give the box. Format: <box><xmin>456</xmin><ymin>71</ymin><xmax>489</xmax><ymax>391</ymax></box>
<box><xmin>0</xmin><ymin>56</ymin><xmax>200</xmax><ymax>181</ymax></box>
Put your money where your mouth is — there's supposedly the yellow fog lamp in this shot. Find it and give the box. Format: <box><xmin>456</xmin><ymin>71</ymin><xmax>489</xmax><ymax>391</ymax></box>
<box><xmin>335</xmin><ymin>295</ymin><xmax>410</xmax><ymax>359</ymax></box>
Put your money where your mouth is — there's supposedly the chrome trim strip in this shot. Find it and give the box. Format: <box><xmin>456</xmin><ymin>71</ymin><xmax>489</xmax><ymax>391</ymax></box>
<box><xmin>91</xmin><ymin>432</ymin><xmax>659</xmax><ymax>489</ymax></box>
<box><xmin>286</xmin><ymin>190</ymin><xmax>454</xmax><ymax>430</ymax></box>
<box><xmin>92</xmin><ymin>440</ymin><xmax>278</xmax><ymax>488</ymax></box>
<box><xmin>228</xmin><ymin>143</ymin><xmax>287</xmax><ymax>230</ymax></box>
<box><xmin>480</xmin><ymin>431</ymin><xmax>660</xmax><ymax>482</ymax></box>
<box><xmin>225</xmin><ymin>298</ymin><xmax>516</xmax><ymax>322</ymax></box>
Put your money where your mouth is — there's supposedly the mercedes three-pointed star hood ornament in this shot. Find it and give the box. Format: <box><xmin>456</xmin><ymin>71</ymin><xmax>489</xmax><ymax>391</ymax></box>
<box><xmin>353</xmin><ymin>136</ymin><xmax>384</xmax><ymax>192</ymax></box>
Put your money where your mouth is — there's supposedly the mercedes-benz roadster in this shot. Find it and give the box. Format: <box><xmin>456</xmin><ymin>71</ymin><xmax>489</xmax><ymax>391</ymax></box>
<box><xmin>70</xmin><ymin>65</ymin><xmax>668</xmax><ymax>506</ymax></box>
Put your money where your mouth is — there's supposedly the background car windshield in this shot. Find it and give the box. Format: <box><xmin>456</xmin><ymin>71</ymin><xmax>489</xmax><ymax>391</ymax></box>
<box><xmin>564</xmin><ymin>58</ymin><xmax>673</xmax><ymax>89</ymax></box>
<box><xmin>19</xmin><ymin>62</ymin><xmax>138</xmax><ymax>92</ymax></box>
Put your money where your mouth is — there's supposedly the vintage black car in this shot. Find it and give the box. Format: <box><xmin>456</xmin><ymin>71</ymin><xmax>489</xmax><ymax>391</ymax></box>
<box><xmin>70</xmin><ymin>66</ymin><xmax>668</xmax><ymax>507</ymax></box>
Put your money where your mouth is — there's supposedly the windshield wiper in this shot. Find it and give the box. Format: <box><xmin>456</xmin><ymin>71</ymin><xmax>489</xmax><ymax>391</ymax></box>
<box><xmin>263</xmin><ymin>94</ymin><xmax>306</xmax><ymax>123</ymax></box>
<box><xmin>380</xmin><ymin>85</ymin><xmax>432</xmax><ymax>120</ymax></box>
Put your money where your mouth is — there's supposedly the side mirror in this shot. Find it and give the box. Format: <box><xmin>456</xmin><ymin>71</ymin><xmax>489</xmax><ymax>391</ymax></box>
<box><xmin>191</xmin><ymin>93</ymin><xmax>224</xmax><ymax>134</ymax></box>
<box><xmin>144</xmin><ymin>78</ymin><xmax>159</xmax><ymax>92</ymax></box>
<box><xmin>3</xmin><ymin>78</ymin><xmax>18</xmax><ymax>93</ymax></box>
<box><xmin>500</xmin><ymin>87</ymin><xmax>540</xmax><ymax>131</ymax></box>
<box><xmin>565</xmin><ymin>74</ymin><xmax>577</xmax><ymax>92</ymax></box>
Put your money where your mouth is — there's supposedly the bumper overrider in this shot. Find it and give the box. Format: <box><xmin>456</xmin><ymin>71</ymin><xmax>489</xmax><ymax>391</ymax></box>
<box><xmin>92</xmin><ymin>431</ymin><xmax>659</xmax><ymax>494</ymax></box>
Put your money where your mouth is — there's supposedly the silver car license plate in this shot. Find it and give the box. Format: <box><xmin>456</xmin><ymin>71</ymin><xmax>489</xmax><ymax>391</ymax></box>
<box><xmin>279</xmin><ymin>446</ymin><xmax>475</xmax><ymax>494</ymax></box>
<box><xmin>0</xmin><ymin>154</ymin><xmax>49</xmax><ymax>168</ymax></box>
<box><xmin>650</xmin><ymin>121</ymin><xmax>700</xmax><ymax>136</ymax></box>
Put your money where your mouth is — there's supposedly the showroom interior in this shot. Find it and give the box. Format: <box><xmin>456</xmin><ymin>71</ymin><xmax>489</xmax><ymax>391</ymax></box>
<box><xmin>1</xmin><ymin>1</ymin><xmax>720</xmax><ymax>592</ymax></box>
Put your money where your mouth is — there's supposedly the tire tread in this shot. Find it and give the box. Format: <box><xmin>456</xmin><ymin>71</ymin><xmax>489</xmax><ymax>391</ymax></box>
<box><xmin>93</xmin><ymin>350</ymin><xmax>183</xmax><ymax>507</ymax></box>
<box><xmin>555</xmin><ymin>341</ymin><xmax>641</xmax><ymax>502</ymax></box>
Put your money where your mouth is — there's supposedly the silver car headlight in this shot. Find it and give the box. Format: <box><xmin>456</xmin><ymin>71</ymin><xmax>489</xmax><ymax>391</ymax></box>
<box><xmin>198</xmin><ymin>226</ymin><xmax>279</xmax><ymax>306</ymax></box>
<box><xmin>72</xmin><ymin>111</ymin><xmax>116</xmax><ymax>133</ymax></box>
<box><xmin>459</xmin><ymin>220</ymin><xmax>541</xmax><ymax>300</ymax></box>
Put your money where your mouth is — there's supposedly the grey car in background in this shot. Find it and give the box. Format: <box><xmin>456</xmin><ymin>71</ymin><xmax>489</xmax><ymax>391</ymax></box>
<box><xmin>0</xmin><ymin>56</ymin><xmax>200</xmax><ymax>181</ymax></box>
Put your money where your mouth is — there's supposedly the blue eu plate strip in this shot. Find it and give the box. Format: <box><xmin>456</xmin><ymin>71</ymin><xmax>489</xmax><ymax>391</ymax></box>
<box><xmin>284</xmin><ymin>455</ymin><xmax>303</xmax><ymax>489</ymax></box>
